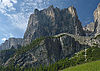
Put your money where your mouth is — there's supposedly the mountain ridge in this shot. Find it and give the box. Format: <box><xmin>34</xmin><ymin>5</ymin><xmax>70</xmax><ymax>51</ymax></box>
<box><xmin>0</xmin><ymin>4</ymin><xmax>100</xmax><ymax>70</ymax></box>
<box><xmin>23</xmin><ymin>5</ymin><xmax>85</xmax><ymax>45</ymax></box>
<box><xmin>0</xmin><ymin>5</ymin><xmax>85</xmax><ymax>51</ymax></box>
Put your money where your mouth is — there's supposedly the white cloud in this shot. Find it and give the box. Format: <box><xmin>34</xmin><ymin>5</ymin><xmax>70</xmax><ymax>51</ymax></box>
<box><xmin>1</xmin><ymin>0</ymin><xmax>13</xmax><ymax>7</ymax></box>
<box><xmin>0</xmin><ymin>0</ymin><xmax>51</xmax><ymax>44</ymax></box>
<box><xmin>0</xmin><ymin>0</ymin><xmax>49</xmax><ymax>31</ymax></box>
<box><xmin>2</xmin><ymin>38</ymin><xmax>6</xmax><ymax>41</ymax></box>
<box><xmin>0</xmin><ymin>0</ymin><xmax>17</xmax><ymax>14</ymax></box>
<box><xmin>5</xmin><ymin>13</ymin><xmax>28</xmax><ymax>30</ymax></box>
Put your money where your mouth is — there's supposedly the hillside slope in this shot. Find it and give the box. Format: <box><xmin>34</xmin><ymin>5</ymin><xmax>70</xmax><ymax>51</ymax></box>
<box><xmin>63</xmin><ymin>61</ymin><xmax>100</xmax><ymax>71</ymax></box>
<box><xmin>0</xmin><ymin>44</ymin><xmax>100</xmax><ymax>71</ymax></box>
<box><xmin>4</xmin><ymin>33</ymin><xmax>89</xmax><ymax>67</ymax></box>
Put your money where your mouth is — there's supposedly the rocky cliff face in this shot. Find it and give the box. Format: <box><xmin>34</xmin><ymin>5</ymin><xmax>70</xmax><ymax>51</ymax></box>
<box><xmin>24</xmin><ymin>5</ymin><xmax>85</xmax><ymax>45</ymax></box>
<box><xmin>0</xmin><ymin>5</ymin><xmax>85</xmax><ymax>50</ymax></box>
<box><xmin>0</xmin><ymin>6</ymin><xmax>86</xmax><ymax>66</ymax></box>
<box><xmin>0</xmin><ymin>47</ymin><xmax>16</xmax><ymax>65</ymax></box>
<box><xmin>2</xmin><ymin>32</ymin><xmax>100</xmax><ymax>67</ymax></box>
<box><xmin>0</xmin><ymin>38</ymin><xmax>23</xmax><ymax>51</ymax></box>
<box><xmin>94</xmin><ymin>3</ymin><xmax>100</xmax><ymax>36</ymax></box>
<box><xmin>4</xmin><ymin>33</ymin><xmax>89</xmax><ymax>67</ymax></box>
<box><xmin>1</xmin><ymin>5</ymin><xmax>100</xmax><ymax>67</ymax></box>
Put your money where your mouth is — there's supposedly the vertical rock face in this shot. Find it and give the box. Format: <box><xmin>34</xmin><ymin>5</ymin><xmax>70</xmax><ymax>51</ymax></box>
<box><xmin>0</xmin><ymin>47</ymin><xmax>16</xmax><ymax>65</ymax></box>
<box><xmin>6</xmin><ymin>34</ymin><xmax>89</xmax><ymax>67</ymax></box>
<box><xmin>94</xmin><ymin>3</ymin><xmax>100</xmax><ymax>36</ymax></box>
<box><xmin>24</xmin><ymin>6</ymin><xmax>85</xmax><ymax>45</ymax></box>
<box><xmin>0</xmin><ymin>38</ymin><xmax>23</xmax><ymax>50</ymax></box>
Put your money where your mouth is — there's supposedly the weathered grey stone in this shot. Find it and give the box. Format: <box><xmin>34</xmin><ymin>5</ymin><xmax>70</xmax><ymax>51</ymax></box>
<box><xmin>0</xmin><ymin>47</ymin><xmax>16</xmax><ymax>65</ymax></box>
<box><xmin>94</xmin><ymin>3</ymin><xmax>100</xmax><ymax>35</ymax></box>
<box><xmin>24</xmin><ymin>5</ymin><xmax>85</xmax><ymax>45</ymax></box>
<box><xmin>94</xmin><ymin>3</ymin><xmax>100</xmax><ymax>36</ymax></box>
<box><xmin>2</xmin><ymin>32</ymin><xmax>100</xmax><ymax>67</ymax></box>
<box><xmin>5</xmin><ymin>33</ymin><xmax>89</xmax><ymax>67</ymax></box>
<box><xmin>0</xmin><ymin>38</ymin><xmax>23</xmax><ymax>51</ymax></box>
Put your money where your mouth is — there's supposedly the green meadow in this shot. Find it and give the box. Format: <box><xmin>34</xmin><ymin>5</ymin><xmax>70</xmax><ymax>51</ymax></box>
<box><xmin>63</xmin><ymin>60</ymin><xmax>100</xmax><ymax>71</ymax></box>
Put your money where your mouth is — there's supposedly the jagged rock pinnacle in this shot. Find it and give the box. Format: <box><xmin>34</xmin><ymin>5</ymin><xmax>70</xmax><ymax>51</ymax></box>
<box><xmin>24</xmin><ymin>5</ymin><xmax>85</xmax><ymax>45</ymax></box>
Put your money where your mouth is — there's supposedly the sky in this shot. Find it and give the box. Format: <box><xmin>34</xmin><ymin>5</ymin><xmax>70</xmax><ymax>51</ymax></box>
<box><xmin>0</xmin><ymin>0</ymin><xmax>99</xmax><ymax>44</ymax></box>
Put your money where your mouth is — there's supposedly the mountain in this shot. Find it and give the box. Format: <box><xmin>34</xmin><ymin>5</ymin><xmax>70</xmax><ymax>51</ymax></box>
<box><xmin>3</xmin><ymin>31</ymin><xmax>100</xmax><ymax>67</ymax></box>
<box><xmin>0</xmin><ymin>38</ymin><xmax>23</xmax><ymax>50</ymax></box>
<box><xmin>0</xmin><ymin>5</ymin><xmax>85</xmax><ymax>51</ymax></box>
<box><xmin>24</xmin><ymin>5</ymin><xmax>85</xmax><ymax>45</ymax></box>
<box><xmin>84</xmin><ymin>3</ymin><xmax>100</xmax><ymax>36</ymax></box>
<box><xmin>0</xmin><ymin>36</ymin><xmax>100</xmax><ymax>71</ymax></box>
<box><xmin>0</xmin><ymin>47</ymin><xmax>16</xmax><ymax>65</ymax></box>
<box><xmin>94</xmin><ymin>3</ymin><xmax>100</xmax><ymax>36</ymax></box>
<box><xmin>0</xmin><ymin>4</ymin><xmax>100</xmax><ymax>70</ymax></box>
<box><xmin>3</xmin><ymin>33</ymin><xmax>89</xmax><ymax>67</ymax></box>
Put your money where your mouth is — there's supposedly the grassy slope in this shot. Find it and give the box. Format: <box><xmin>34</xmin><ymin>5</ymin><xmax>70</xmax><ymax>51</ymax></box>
<box><xmin>63</xmin><ymin>61</ymin><xmax>100</xmax><ymax>71</ymax></box>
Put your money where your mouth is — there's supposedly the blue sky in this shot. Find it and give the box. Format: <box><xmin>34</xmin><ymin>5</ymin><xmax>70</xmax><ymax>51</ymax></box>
<box><xmin>0</xmin><ymin>0</ymin><xmax>99</xmax><ymax>44</ymax></box>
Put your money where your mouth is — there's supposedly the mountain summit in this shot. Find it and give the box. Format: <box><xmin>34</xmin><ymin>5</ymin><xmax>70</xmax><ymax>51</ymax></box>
<box><xmin>0</xmin><ymin>5</ymin><xmax>86</xmax><ymax>50</ymax></box>
<box><xmin>0</xmin><ymin>4</ymin><xmax>100</xmax><ymax>71</ymax></box>
<box><xmin>24</xmin><ymin>5</ymin><xmax>85</xmax><ymax>45</ymax></box>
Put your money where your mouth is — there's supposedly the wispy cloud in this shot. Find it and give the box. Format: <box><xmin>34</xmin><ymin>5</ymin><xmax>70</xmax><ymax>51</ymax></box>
<box><xmin>1</xmin><ymin>33</ymin><xmax>14</xmax><ymax>42</ymax></box>
<box><xmin>0</xmin><ymin>33</ymin><xmax>15</xmax><ymax>43</ymax></box>
<box><xmin>0</xmin><ymin>0</ymin><xmax>50</xmax><ymax>44</ymax></box>
<box><xmin>5</xmin><ymin>13</ymin><xmax>28</xmax><ymax>30</ymax></box>
<box><xmin>0</xmin><ymin>0</ymin><xmax>28</xmax><ymax>31</ymax></box>
<box><xmin>0</xmin><ymin>0</ymin><xmax>50</xmax><ymax>31</ymax></box>
<box><xmin>0</xmin><ymin>0</ymin><xmax>17</xmax><ymax>13</ymax></box>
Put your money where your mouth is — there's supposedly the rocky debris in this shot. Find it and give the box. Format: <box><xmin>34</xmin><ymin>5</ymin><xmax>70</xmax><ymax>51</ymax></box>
<box><xmin>0</xmin><ymin>38</ymin><xmax>23</xmax><ymax>51</ymax></box>
<box><xmin>24</xmin><ymin>5</ymin><xmax>85</xmax><ymax>45</ymax></box>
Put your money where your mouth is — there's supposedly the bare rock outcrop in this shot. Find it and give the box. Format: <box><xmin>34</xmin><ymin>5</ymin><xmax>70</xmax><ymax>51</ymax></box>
<box><xmin>94</xmin><ymin>3</ymin><xmax>100</xmax><ymax>36</ymax></box>
<box><xmin>0</xmin><ymin>38</ymin><xmax>23</xmax><ymax>50</ymax></box>
<box><xmin>5</xmin><ymin>33</ymin><xmax>89</xmax><ymax>67</ymax></box>
<box><xmin>24</xmin><ymin>5</ymin><xmax>85</xmax><ymax>45</ymax></box>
